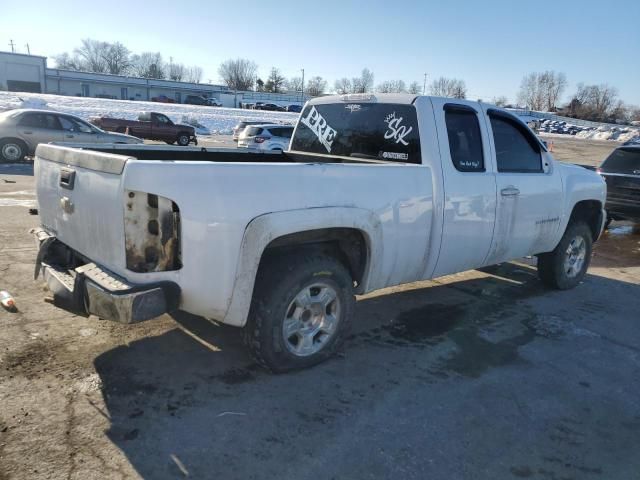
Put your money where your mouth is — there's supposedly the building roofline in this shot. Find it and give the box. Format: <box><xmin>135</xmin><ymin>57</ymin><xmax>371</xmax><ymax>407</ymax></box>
<box><xmin>0</xmin><ymin>50</ymin><xmax>47</xmax><ymax>60</ymax></box>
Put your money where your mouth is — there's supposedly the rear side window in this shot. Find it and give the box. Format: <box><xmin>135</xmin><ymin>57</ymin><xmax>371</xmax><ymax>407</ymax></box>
<box><xmin>600</xmin><ymin>148</ymin><xmax>640</xmax><ymax>173</ymax></box>
<box><xmin>19</xmin><ymin>113</ymin><xmax>61</xmax><ymax>130</ymax></box>
<box><xmin>270</xmin><ymin>127</ymin><xmax>293</xmax><ymax>138</ymax></box>
<box><xmin>291</xmin><ymin>103</ymin><xmax>421</xmax><ymax>164</ymax></box>
<box><xmin>245</xmin><ymin>127</ymin><xmax>263</xmax><ymax>136</ymax></box>
<box><xmin>445</xmin><ymin>109</ymin><xmax>484</xmax><ymax>172</ymax></box>
<box><xmin>490</xmin><ymin>115</ymin><xmax>542</xmax><ymax>173</ymax></box>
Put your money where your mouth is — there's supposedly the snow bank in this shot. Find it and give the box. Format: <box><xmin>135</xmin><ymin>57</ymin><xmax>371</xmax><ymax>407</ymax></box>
<box><xmin>0</xmin><ymin>91</ymin><xmax>299</xmax><ymax>135</ymax></box>
<box><xmin>575</xmin><ymin>126</ymin><xmax>640</xmax><ymax>143</ymax></box>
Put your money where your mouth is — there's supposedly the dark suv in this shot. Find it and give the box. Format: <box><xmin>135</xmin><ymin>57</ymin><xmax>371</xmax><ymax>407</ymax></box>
<box><xmin>184</xmin><ymin>95</ymin><xmax>208</xmax><ymax>105</ymax></box>
<box><xmin>598</xmin><ymin>145</ymin><xmax>640</xmax><ymax>224</ymax></box>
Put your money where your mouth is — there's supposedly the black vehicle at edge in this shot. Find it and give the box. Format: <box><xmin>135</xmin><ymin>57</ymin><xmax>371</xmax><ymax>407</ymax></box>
<box><xmin>598</xmin><ymin>145</ymin><xmax>640</xmax><ymax>224</ymax></box>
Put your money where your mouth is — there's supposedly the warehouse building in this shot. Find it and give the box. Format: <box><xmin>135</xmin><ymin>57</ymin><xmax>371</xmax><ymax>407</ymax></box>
<box><xmin>0</xmin><ymin>51</ymin><xmax>307</xmax><ymax>107</ymax></box>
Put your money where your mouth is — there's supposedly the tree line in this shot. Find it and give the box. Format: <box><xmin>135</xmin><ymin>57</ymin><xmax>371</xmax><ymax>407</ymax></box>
<box><xmin>54</xmin><ymin>39</ymin><xmax>203</xmax><ymax>83</ymax></box>
<box><xmin>52</xmin><ymin>41</ymin><xmax>638</xmax><ymax>123</ymax></box>
<box><xmin>516</xmin><ymin>70</ymin><xmax>639</xmax><ymax>123</ymax></box>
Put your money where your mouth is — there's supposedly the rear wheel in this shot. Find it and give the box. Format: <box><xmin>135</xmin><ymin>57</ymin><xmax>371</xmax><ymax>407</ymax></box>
<box><xmin>537</xmin><ymin>221</ymin><xmax>592</xmax><ymax>290</ymax></box>
<box><xmin>176</xmin><ymin>134</ymin><xmax>190</xmax><ymax>146</ymax></box>
<box><xmin>0</xmin><ymin>139</ymin><xmax>27</xmax><ymax>163</ymax></box>
<box><xmin>244</xmin><ymin>253</ymin><xmax>354</xmax><ymax>372</ymax></box>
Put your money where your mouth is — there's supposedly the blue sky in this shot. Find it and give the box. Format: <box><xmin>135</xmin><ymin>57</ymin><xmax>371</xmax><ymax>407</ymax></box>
<box><xmin>2</xmin><ymin>0</ymin><xmax>639</xmax><ymax>104</ymax></box>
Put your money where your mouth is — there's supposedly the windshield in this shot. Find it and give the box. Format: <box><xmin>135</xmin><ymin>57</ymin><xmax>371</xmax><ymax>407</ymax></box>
<box><xmin>291</xmin><ymin>102</ymin><xmax>421</xmax><ymax>163</ymax></box>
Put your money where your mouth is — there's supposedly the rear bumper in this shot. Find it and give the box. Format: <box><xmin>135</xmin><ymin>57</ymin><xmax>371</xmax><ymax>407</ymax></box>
<box><xmin>32</xmin><ymin>228</ymin><xmax>180</xmax><ymax>324</ymax></box>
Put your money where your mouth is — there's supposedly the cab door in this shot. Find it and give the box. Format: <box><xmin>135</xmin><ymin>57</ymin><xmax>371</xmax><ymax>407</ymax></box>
<box><xmin>17</xmin><ymin>112</ymin><xmax>64</xmax><ymax>150</ymax></box>
<box><xmin>430</xmin><ymin>98</ymin><xmax>498</xmax><ymax>277</ymax></box>
<box><xmin>151</xmin><ymin>113</ymin><xmax>175</xmax><ymax>142</ymax></box>
<box><xmin>481</xmin><ymin>107</ymin><xmax>563</xmax><ymax>263</ymax></box>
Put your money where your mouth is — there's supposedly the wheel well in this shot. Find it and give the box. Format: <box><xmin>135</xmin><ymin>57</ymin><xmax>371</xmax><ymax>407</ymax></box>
<box><xmin>177</xmin><ymin>131</ymin><xmax>190</xmax><ymax>138</ymax></box>
<box><xmin>569</xmin><ymin>200</ymin><xmax>603</xmax><ymax>241</ymax></box>
<box><xmin>0</xmin><ymin>137</ymin><xmax>30</xmax><ymax>156</ymax></box>
<box><xmin>260</xmin><ymin>228</ymin><xmax>368</xmax><ymax>289</ymax></box>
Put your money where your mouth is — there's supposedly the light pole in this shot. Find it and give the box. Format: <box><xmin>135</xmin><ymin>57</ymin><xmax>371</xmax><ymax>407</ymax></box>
<box><xmin>301</xmin><ymin>68</ymin><xmax>305</xmax><ymax>104</ymax></box>
<box><xmin>422</xmin><ymin>73</ymin><xmax>428</xmax><ymax>95</ymax></box>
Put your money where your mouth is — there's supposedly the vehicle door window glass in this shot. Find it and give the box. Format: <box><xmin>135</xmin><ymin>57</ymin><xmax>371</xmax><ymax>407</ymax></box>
<box><xmin>19</xmin><ymin>113</ymin><xmax>61</xmax><ymax>130</ymax></box>
<box><xmin>490</xmin><ymin>116</ymin><xmax>542</xmax><ymax>173</ymax></box>
<box><xmin>600</xmin><ymin>148</ymin><xmax>640</xmax><ymax>174</ymax></box>
<box><xmin>156</xmin><ymin>115</ymin><xmax>170</xmax><ymax>124</ymax></box>
<box><xmin>281</xmin><ymin>128</ymin><xmax>294</xmax><ymax>139</ymax></box>
<box><xmin>445</xmin><ymin>109</ymin><xmax>484</xmax><ymax>172</ymax></box>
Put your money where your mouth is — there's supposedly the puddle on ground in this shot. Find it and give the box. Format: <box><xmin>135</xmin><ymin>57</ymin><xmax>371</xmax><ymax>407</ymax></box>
<box><xmin>387</xmin><ymin>303</ymin><xmax>466</xmax><ymax>342</ymax></box>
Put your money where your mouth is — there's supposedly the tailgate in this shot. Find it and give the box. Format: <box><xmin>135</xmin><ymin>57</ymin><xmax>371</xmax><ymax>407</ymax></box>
<box><xmin>35</xmin><ymin>144</ymin><xmax>132</xmax><ymax>271</ymax></box>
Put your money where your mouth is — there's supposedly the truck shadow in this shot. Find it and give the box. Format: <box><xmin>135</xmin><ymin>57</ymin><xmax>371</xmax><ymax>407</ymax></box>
<box><xmin>92</xmin><ymin>261</ymin><xmax>639</xmax><ymax>479</ymax></box>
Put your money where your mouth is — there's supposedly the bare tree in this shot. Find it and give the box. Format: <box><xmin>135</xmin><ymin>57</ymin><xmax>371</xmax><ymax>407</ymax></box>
<box><xmin>492</xmin><ymin>96</ymin><xmax>509</xmax><ymax>107</ymax></box>
<box><xmin>256</xmin><ymin>78</ymin><xmax>265</xmax><ymax>92</ymax></box>
<box><xmin>408</xmin><ymin>81</ymin><xmax>421</xmax><ymax>94</ymax></box>
<box><xmin>101</xmin><ymin>42</ymin><xmax>131</xmax><ymax>75</ymax></box>
<box><xmin>53</xmin><ymin>52</ymin><xmax>84</xmax><ymax>71</ymax></box>
<box><xmin>185</xmin><ymin>66</ymin><xmax>203</xmax><ymax>83</ymax></box>
<box><xmin>334</xmin><ymin>77</ymin><xmax>352</xmax><ymax>94</ymax></box>
<box><xmin>377</xmin><ymin>80</ymin><xmax>407</xmax><ymax>93</ymax></box>
<box><xmin>517</xmin><ymin>71</ymin><xmax>566</xmax><ymax>111</ymax></box>
<box><xmin>74</xmin><ymin>38</ymin><xmax>109</xmax><ymax>73</ymax></box>
<box><xmin>565</xmin><ymin>83</ymin><xmax>619</xmax><ymax>121</ymax></box>
<box><xmin>168</xmin><ymin>62</ymin><xmax>186</xmax><ymax>81</ymax></box>
<box><xmin>351</xmin><ymin>68</ymin><xmax>374</xmax><ymax>93</ymax></box>
<box><xmin>306</xmin><ymin>76</ymin><xmax>327</xmax><ymax>96</ymax></box>
<box><xmin>429</xmin><ymin>77</ymin><xmax>467</xmax><ymax>98</ymax></box>
<box><xmin>265</xmin><ymin>67</ymin><xmax>286</xmax><ymax>93</ymax></box>
<box><xmin>130</xmin><ymin>52</ymin><xmax>165</xmax><ymax>79</ymax></box>
<box><xmin>287</xmin><ymin>76</ymin><xmax>303</xmax><ymax>92</ymax></box>
<box><xmin>218</xmin><ymin>58</ymin><xmax>257</xmax><ymax>91</ymax></box>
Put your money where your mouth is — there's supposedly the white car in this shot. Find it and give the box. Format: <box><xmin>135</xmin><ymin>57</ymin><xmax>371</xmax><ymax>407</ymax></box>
<box><xmin>237</xmin><ymin>124</ymin><xmax>294</xmax><ymax>151</ymax></box>
<box><xmin>32</xmin><ymin>94</ymin><xmax>606</xmax><ymax>372</ymax></box>
<box><xmin>206</xmin><ymin>98</ymin><xmax>222</xmax><ymax>107</ymax></box>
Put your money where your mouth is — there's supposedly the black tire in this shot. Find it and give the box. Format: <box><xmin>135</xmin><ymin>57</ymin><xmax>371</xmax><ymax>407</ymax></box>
<box><xmin>176</xmin><ymin>133</ymin><xmax>190</xmax><ymax>146</ymax></box>
<box><xmin>604</xmin><ymin>216</ymin><xmax>613</xmax><ymax>230</ymax></box>
<box><xmin>537</xmin><ymin>221</ymin><xmax>593</xmax><ymax>290</ymax></box>
<box><xmin>244</xmin><ymin>253</ymin><xmax>355</xmax><ymax>373</ymax></box>
<box><xmin>0</xmin><ymin>138</ymin><xmax>27</xmax><ymax>163</ymax></box>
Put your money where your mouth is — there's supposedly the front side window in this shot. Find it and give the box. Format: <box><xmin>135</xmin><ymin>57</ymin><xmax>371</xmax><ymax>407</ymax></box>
<box><xmin>59</xmin><ymin>116</ymin><xmax>93</xmax><ymax>133</ymax></box>
<box><xmin>445</xmin><ymin>109</ymin><xmax>484</xmax><ymax>172</ymax></box>
<box><xmin>490</xmin><ymin>115</ymin><xmax>542</xmax><ymax>173</ymax></box>
<box><xmin>291</xmin><ymin>103</ymin><xmax>421</xmax><ymax>164</ymax></box>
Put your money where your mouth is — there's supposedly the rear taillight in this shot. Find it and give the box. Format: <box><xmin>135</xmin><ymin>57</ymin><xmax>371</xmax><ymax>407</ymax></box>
<box><xmin>254</xmin><ymin>136</ymin><xmax>268</xmax><ymax>143</ymax></box>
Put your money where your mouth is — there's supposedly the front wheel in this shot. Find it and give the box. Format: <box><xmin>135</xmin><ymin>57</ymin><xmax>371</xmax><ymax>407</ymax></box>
<box><xmin>176</xmin><ymin>134</ymin><xmax>190</xmax><ymax>146</ymax></box>
<box><xmin>537</xmin><ymin>221</ymin><xmax>593</xmax><ymax>290</ymax></box>
<box><xmin>244</xmin><ymin>253</ymin><xmax>355</xmax><ymax>372</ymax></box>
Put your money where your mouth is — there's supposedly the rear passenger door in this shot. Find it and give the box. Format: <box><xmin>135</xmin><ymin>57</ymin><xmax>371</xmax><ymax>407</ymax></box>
<box><xmin>17</xmin><ymin>112</ymin><xmax>64</xmax><ymax>148</ymax></box>
<box><xmin>482</xmin><ymin>108</ymin><xmax>563</xmax><ymax>263</ymax></box>
<box><xmin>431</xmin><ymin>99</ymin><xmax>498</xmax><ymax>277</ymax></box>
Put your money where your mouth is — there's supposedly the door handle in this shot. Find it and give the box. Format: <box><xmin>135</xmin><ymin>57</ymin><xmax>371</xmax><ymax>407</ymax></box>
<box><xmin>23</xmin><ymin>131</ymin><xmax>33</xmax><ymax>134</ymax></box>
<box><xmin>500</xmin><ymin>187</ymin><xmax>520</xmax><ymax>197</ymax></box>
<box><xmin>59</xmin><ymin>168</ymin><xmax>76</xmax><ymax>190</ymax></box>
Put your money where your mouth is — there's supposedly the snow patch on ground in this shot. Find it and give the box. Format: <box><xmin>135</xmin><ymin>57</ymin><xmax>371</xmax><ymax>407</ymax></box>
<box><xmin>0</xmin><ymin>91</ymin><xmax>299</xmax><ymax>135</ymax></box>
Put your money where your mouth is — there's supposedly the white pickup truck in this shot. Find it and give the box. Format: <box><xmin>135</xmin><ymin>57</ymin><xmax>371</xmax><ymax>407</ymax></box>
<box><xmin>32</xmin><ymin>94</ymin><xmax>606</xmax><ymax>371</ymax></box>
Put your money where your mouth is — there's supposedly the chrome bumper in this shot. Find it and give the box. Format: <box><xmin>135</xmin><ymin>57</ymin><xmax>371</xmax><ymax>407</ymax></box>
<box><xmin>32</xmin><ymin>228</ymin><xmax>179</xmax><ymax>324</ymax></box>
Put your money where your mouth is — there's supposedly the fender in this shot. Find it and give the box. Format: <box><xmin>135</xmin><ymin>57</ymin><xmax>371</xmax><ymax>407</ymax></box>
<box><xmin>555</xmin><ymin>162</ymin><xmax>607</xmax><ymax>246</ymax></box>
<box><xmin>221</xmin><ymin>207</ymin><xmax>383</xmax><ymax>327</ymax></box>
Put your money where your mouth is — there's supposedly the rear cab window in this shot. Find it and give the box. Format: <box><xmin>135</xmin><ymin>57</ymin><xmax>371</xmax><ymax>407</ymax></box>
<box><xmin>290</xmin><ymin>102</ymin><xmax>421</xmax><ymax>164</ymax></box>
<box><xmin>600</xmin><ymin>148</ymin><xmax>640</xmax><ymax>174</ymax></box>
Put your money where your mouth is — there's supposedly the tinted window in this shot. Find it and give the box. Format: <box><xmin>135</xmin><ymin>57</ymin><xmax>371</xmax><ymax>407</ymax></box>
<box><xmin>445</xmin><ymin>109</ymin><xmax>484</xmax><ymax>172</ymax></box>
<box><xmin>245</xmin><ymin>127</ymin><xmax>263</xmax><ymax>136</ymax></box>
<box><xmin>155</xmin><ymin>114</ymin><xmax>171</xmax><ymax>124</ymax></box>
<box><xmin>601</xmin><ymin>148</ymin><xmax>640</xmax><ymax>174</ymax></box>
<box><xmin>19</xmin><ymin>113</ymin><xmax>61</xmax><ymax>130</ymax></box>
<box><xmin>291</xmin><ymin>103</ymin><xmax>421</xmax><ymax>164</ymax></box>
<box><xmin>269</xmin><ymin>127</ymin><xmax>294</xmax><ymax>138</ymax></box>
<box><xmin>490</xmin><ymin>116</ymin><xmax>542</xmax><ymax>173</ymax></box>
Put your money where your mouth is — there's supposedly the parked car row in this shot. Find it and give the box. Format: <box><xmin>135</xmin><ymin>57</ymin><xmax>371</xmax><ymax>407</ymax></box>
<box><xmin>242</xmin><ymin>102</ymin><xmax>302</xmax><ymax>112</ymax></box>
<box><xmin>538</xmin><ymin>119</ymin><xmax>593</xmax><ymax>135</ymax></box>
<box><xmin>151</xmin><ymin>94</ymin><xmax>222</xmax><ymax>107</ymax></box>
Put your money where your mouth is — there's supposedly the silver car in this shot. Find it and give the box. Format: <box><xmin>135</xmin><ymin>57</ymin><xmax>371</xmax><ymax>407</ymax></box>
<box><xmin>0</xmin><ymin>109</ymin><xmax>143</xmax><ymax>162</ymax></box>
<box><xmin>237</xmin><ymin>124</ymin><xmax>294</xmax><ymax>151</ymax></box>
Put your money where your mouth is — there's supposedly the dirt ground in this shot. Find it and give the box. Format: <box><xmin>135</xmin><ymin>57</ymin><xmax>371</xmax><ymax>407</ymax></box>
<box><xmin>1</xmin><ymin>137</ymin><xmax>639</xmax><ymax>480</ymax></box>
